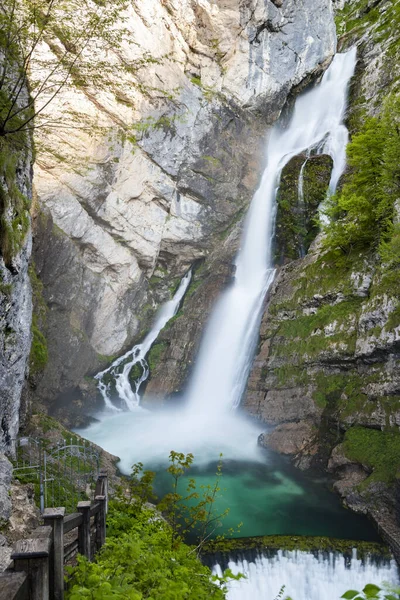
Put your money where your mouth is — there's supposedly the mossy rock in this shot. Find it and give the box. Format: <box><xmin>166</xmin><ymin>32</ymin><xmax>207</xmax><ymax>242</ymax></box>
<box><xmin>202</xmin><ymin>534</ymin><xmax>390</xmax><ymax>560</ymax></box>
<box><xmin>343</xmin><ymin>426</ymin><xmax>400</xmax><ymax>487</ymax></box>
<box><xmin>274</xmin><ymin>154</ymin><xmax>333</xmax><ymax>264</ymax></box>
<box><xmin>129</xmin><ymin>362</ymin><xmax>145</xmax><ymax>384</ymax></box>
<box><xmin>147</xmin><ymin>341</ymin><xmax>168</xmax><ymax>372</ymax></box>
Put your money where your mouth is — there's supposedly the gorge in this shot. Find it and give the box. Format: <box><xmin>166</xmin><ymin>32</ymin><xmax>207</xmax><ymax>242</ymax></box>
<box><xmin>1</xmin><ymin>0</ymin><xmax>400</xmax><ymax>599</ymax></box>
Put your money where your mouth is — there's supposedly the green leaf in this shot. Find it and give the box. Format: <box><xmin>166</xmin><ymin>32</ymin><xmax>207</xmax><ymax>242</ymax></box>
<box><xmin>363</xmin><ymin>583</ymin><xmax>381</xmax><ymax>597</ymax></box>
<box><xmin>341</xmin><ymin>591</ymin><xmax>361</xmax><ymax>599</ymax></box>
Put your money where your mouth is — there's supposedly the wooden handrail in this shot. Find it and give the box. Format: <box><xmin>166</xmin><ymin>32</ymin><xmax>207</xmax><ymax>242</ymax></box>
<box><xmin>0</xmin><ymin>473</ymin><xmax>108</xmax><ymax>600</ymax></box>
<box><xmin>89</xmin><ymin>503</ymin><xmax>101</xmax><ymax>517</ymax></box>
<box><xmin>63</xmin><ymin>513</ymin><xmax>82</xmax><ymax>534</ymax></box>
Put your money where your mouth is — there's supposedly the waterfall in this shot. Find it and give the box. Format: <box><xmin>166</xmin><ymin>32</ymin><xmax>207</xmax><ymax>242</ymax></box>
<box><xmin>87</xmin><ymin>48</ymin><xmax>358</xmax><ymax>456</ymax></box>
<box><xmin>80</xmin><ymin>46</ymin><xmax>400</xmax><ymax>600</ymax></box>
<box><xmin>297</xmin><ymin>155</ymin><xmax>309</xmax><ymax>258</ymax></box>
<box><xmin>186</xmin><ymin>47</ymin><xmax>357</xmax><ymax>414</ymax></box>
<box><xmin>95</xmin><ymin>270</ymin><xmax>191</xmax><ymax>410</ymax></box>
<box><xmin>212</xmin><ymin>550</ymin><xmax>399</xmax><ymax>600</ymax></box>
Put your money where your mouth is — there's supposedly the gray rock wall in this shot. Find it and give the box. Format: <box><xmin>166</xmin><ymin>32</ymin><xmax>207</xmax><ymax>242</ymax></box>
<box><xmin>0</xmin><ymin>142</ymin><xmax>32</xmax><ymax>451</ymax></box>
<box><xmin>32</xmin><ymin>0</ymin><xmax>336</xmax><ymax>410</ymax></box>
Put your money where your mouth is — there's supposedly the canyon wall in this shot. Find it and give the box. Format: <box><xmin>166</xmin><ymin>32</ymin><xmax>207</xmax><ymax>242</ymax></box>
<box><xmin>246</xmin><ymin>0</ymin><xmax>400</xmax><ymax>544</ymax></box>
<box><xmin>0</xmin><ymin>103</ymin><xmax>33</xmax><ymax>451</ymax></box>
<box><xmin>32</xmin><ymin>0</ymin><xmax>336</xmax><ymax>412</ymax></box>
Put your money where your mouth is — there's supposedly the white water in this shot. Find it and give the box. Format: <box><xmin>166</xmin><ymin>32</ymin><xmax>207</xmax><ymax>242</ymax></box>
<box><xmin>84</xmin><ymin>48</ymin><xmax>357</xmax><ymax>466</ymax></box>
<box><xmin>297</xmin><ymin>155</ymin><xmax>308</xmax><ymax>258</ymax></box>
<box><xmin>214</xmin><ymin>551</ymin><xmax>399</xmax><ymax>600</ymax></box>
<box><xmin>186</xmin><ymin>47</ymin><xmax>357</xmax><ymax>414</ymax></box>
<box><xmin>95</xmin><ymin>270</ymin><xmax>192</xmax><ymax>411</ymax></box>
<box><xmin>80</xmin><ymin>46</ymin><xmax>399</xmax><ymax>597</ymax></box>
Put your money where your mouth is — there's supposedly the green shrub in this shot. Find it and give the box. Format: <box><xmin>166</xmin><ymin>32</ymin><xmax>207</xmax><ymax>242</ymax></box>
<box><xmin>323</xmin><ymin>94</ymin><xmax>400</xmax><ymax>268</ymax></box>
<box><xmin>66</xmin><ymin>454</ymin><xmax>238</xmax><ymax>599</ymax></box>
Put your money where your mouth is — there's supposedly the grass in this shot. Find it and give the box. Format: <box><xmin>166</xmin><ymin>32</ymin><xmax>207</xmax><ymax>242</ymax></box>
<box><xmin>343</xmin><ymin>426</ymin><xmax>400</xmax><ymax>486</ymax></box>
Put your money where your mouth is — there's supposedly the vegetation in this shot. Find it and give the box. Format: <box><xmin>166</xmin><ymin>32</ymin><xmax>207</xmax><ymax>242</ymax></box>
<box><xmin>275</xmin><ymin>154</ymin><xmax>332</xmax><ymax>263</ymax></box>
<box><xmin>343</xmin><ymin>427</ymin><xmax>400</xmax><ymax>487</ymax></box>
<box><xmin>322</xmin><ymin>94</ymin><xmax>400</xmax><ymax>280</ymax></box>
<box><xmin>203</xmin><ymin>534</ymin><xmax>389</xmax><ymax>559</ymax></box>
<box><xmin>0</xmin><ymin>135</ymin><xmax>31</xmax><ymax>265</ymax></box>
<box><xmin>65</xmin><ymin>452</ymin><xmax>238</xmax><ymax>599</ymax></box>
<box><xmin>29</xmin><ymin>263</ymin><xmax>48</xmax><ymax>374</ymax></box>
<box><xmin>0</xmin><ymin>0</ymin><xmax>132</xmax><ymax>138</ymax></box>
<box><xmin>341</xmin><ymin>584</ymin><xmax>400</xmax><ymax>600</ymax></box>
<box><xmin>147</xmin><ymin>340</ymin><xmax>168</xmax><ymax>373</ymax></box>
<box><xmin>66</xmin><ymin>503</ymin><xmax>233</xmax><ymax>599</ymax></box>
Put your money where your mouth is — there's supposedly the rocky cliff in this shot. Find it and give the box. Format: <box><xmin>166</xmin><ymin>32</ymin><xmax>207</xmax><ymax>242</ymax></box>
<box><xmin>0</xmin><ymin>112</ymin><xmax>33</xmax><ymax>451</ymax></box>
<box><xmin>247</xmin><ymin>0</ymin><xmax>400</xmax><ymax>548</ymax></box>
<box><xmin>31</xmin><ymin>0</ymin><xmax>336</xmax><ymax>412</ymax></box>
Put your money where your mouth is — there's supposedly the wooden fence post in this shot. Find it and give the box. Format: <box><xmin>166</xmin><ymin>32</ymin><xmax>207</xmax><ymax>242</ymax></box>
<box><xmin>94</xmin><ymin>495</ymin><xmax>106</xmax><ymax>550</ymax></box>
<box><xmin>95</xmin><ymin>471</ymin><xmax>108</xmax><ymax>512</ymax></box>
<box><xmin>0</xmin><ymin>571</ymin><xmax>29</xmax><ymax>600</ymax></box>
<box><xmin>12</xmin><ymin>527</ymin><xmax>52</xmax><ymax>600</ymax></box>
<box><xmin>43</xmin><ymin>507</ymin><xmax>65</xmax><ymax>600</ymax></box>
<box><xmin>77</xmin><ymin>501</ymin><xmax>91</xmax><ymax>560</ymax></box>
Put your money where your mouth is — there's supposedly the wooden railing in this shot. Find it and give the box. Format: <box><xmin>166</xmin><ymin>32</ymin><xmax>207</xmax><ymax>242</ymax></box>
<box><xmin>0</xmin><ymin>471</ymin><xmax>108</xmax><ymax>600</ymax></box>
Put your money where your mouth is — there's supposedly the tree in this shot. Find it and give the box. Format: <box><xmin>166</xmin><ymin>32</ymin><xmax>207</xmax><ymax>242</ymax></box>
<box><xmin>0</xmin><ymin>0</ymin><xmax>130</xmax><ymax>142</ymax></box>
<box><xmin>322</xmin><ymin>93</ymin><xmax>400</xmax><ymax>265</ymax></box>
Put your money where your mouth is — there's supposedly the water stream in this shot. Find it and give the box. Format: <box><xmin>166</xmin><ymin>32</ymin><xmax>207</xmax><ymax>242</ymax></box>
<box><xmin>95</xmin><ymin>270</ymin><xmax>191</xmax><ymax>411</ymax></box>
<box><xmin>79</xmin><ymin>47</ymin><xmax>400</xmax><ymax>596</ymax></box>
<box><xmin>212</xmin><ymin>550</ymin><xmax>399</xmax><ymax>600</ymax></box>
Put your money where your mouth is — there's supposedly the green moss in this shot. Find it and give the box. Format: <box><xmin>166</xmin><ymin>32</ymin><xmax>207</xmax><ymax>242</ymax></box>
<box><xmin>168</xmin><ymin>277</ymin><xmax>181</xmax><ymax>296</ymax></box>
<box><xmin>0</xmin><ymin>281</ymin><xmax>12</xmax><ymax>296</ymax></box>
<box><xmin>29</xmin><ymin>264</ymin><xmax>48</xmax><ymax>375</ymax></box>
<box><xmin>147</xmin><ymin>341</ymin><xmax>168</xmax><ymax>372</ymax></box>
<box><xmin>185</xmin><ymin>278</ymin><xmax>203</xmax><ymax>299</ymax></box>
<box><xmin>202</xmin><ymin>155</ymin><xmax>220</xmax><ymax>167</ymax></box>
<box><xmin>269</xmin><ymin>365</ymin><xmax>309</xmax><ymax>389</ymax></box>
<box><xmin>203</xmin><ymin>534</ymin><xmax>390</xmax><ymax>559</ymax></box>
<box><xmin>29</xmin><ymin>316</ymin><xmax>48</xmax><ymax>374</ymax></box>
<box><xmin>385</xmin><ymin>304</ymin><xmax>400</xmax><ymax>331</ymax></box>
<box><xmin>190</xmin><ymin>75</ymin><xmax>202</xmax><ymax>87</ymax></box>
<box><xmin>274</xmin><ymin>154</ymin><xmax>332</xmax><ymax>263</ymax></box>
<box><xmin>0</xmin><ymin>135</ymin><xmax>31</xmax><ymax>266</ymax></box>
<box><xmin>218</xmin><ymin>208</ymin><xmax>246</xmax><ymax>241</ymax></box>
<box><xmin>273</xmin><ymin>298</ymin><xmax>362</xmax><ymax>360</ymax></box>
<box><xmin>343</xmin><ymin>427</ymin><xmax>400</xmax><ymax>486</ymax></box>
<box><xmin>129</xmin><ymin>362</ymin><xmax>144</xmax><ymax>384</ymax></box>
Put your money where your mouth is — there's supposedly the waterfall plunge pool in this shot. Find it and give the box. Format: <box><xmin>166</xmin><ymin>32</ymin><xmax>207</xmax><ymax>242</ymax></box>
<box><xmin>79</xmin><ymin>406</ymin><xmax>379</xmax><ymax>543</ymax></box>
<box><xmin>78</xmin><ymin>406</ymin><xmax>399</xmax><ymax>599</ymax></box>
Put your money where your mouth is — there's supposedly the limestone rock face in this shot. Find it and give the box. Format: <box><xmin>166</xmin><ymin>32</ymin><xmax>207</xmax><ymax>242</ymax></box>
<box><xmin>248</xmin><ymin>0</ymin><xmax>400</xmax><ymax>554</ymax></box>
<box><xmin>33</xmin><ymin>0</ymin><xmax>336</xmax><ymax>406</ymax></box>
<box><xmin>245</xmin><ymin>240</ymin><xmax>400</xmax><ymax>429</ymax></box>
<box><xmin>0</xmin><ymin>454</ymin><xmax>12</xmax><ymax>522</ymax></box>
<box><xmin>258</xmin><ymin>421</ymin><xmax>316</xmax><ymax>456</ymax></box>
<box><xmin>0</xmin><ymin>133</ymin><xmax>32</xmax><ymax>450</ymax></box>
<box><xmin>247</xmin><ymin>0</ymin><xmax>400</xmax><ymax>436</ymax></box>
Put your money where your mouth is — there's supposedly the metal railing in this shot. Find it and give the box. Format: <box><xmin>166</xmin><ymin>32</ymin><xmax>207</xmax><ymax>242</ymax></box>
<box><xmin>12</xmin><ymin>437</ymin><xmax>100</xmax><ymax>513</ymax></box>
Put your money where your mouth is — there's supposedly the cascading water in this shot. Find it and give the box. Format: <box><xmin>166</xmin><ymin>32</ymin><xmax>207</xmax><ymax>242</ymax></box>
<box><xmin>79</xmin><ymin>46</ymin><xmax>398</xmax><ymax>597</ymax></box>
<box><xmin>212</xmin><ymin>550</ymin><xmax>399</xmax><ymax>600</ymax></box>
<box><xmin>185</xmin><ymin>47</ymin><xmax>357</xmax><ymax>414</ymax></box>
<box><xmin>297</xmin><ymin>154</ymin><xmax>309</xmax><ymax>258</ymax></box>
<box><xmin>84</xmin><ymin>48</ymin><xmax>359</xmax><ymax>465</ymax></box>
<box><xmin>95</xmin><ymin>270</ymin><xmax>191</xmax><ymax>411</ymax></box>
